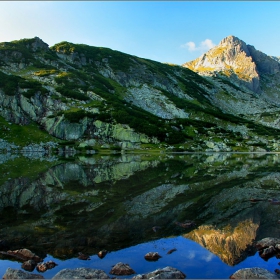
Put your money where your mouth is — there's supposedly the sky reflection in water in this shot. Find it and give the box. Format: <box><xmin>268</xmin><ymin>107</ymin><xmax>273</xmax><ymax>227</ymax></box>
<box><xmin>1</xmin><ymin>236</ymin><xmax>279</xmax><ymax>279</ymax></box>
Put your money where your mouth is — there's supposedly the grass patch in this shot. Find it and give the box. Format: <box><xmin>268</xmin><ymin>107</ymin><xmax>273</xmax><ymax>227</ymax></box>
<box><xmin>0</xmin><ymin>116</ymin><xmax>59</xmax><ymax>146</ymax></box>
<box><xmin>34</xmin><ymin>69</ymin><xmax>58</xmax><ymax>77</ymax></box>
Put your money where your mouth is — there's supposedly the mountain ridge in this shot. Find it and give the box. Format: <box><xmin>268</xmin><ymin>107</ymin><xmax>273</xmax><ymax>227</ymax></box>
<box><xmin>0</xmin><ymin>36</ymin><xmax>280</xmax><ymax>153</ymax></box>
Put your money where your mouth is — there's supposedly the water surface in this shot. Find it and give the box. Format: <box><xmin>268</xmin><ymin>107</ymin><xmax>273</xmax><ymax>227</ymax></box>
<box><xmin>1</xmin><ymin>152</ymin><xmax>280</xmax><ymax>278</ymax></box>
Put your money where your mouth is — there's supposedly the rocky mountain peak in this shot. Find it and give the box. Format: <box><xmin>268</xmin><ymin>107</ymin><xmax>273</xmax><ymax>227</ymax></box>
<box><xmin>183</xmin><ymin>35</ymin><xmax>260</xmax><ymax>92</ymax></box>
<box><xmin>183</xmin><ymin>35</ymin><xmax>280</xmax><ymax>94</ymax></box>
<box><xmin>28</xmin><ymin>36</ymin><xmax>49</xmax><ymax>52</ymax></box>
<box><xmin>219</xmin><ymin>35</ymin><xmax>250</xmax><ymax>56</ymax></box>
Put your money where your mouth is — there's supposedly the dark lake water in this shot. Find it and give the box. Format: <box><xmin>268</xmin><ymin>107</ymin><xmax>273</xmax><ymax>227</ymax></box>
<box><xmin>1</xmin><ymin>152</ymin><xmax>280</xmax><ymax>278</ymax></box>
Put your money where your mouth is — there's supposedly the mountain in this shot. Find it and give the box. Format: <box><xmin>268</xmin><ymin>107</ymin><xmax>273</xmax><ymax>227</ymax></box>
<box><xmin>183</xmin><ymin>35</ymin><xmax>280</xmax><ymax>93</ymax></box>
<box><xmin>0</xmin><ymin>36</ymin><xmax>280</xmax><ymax>153</ymax></box>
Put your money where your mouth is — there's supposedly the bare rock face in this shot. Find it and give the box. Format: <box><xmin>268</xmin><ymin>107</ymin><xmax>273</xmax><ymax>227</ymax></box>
<box><xmin>3</xmin><ymin>268</ymin><xmax>44</xmax><ymax>279</ymax></box>
<box><xmin>109</xmin><ymin>262</ymin><xmax>136</xmax><ymax>276</ymax></box>
<box><xmin>230</xmin><ymin>267</ymin><xmax>279</xmax><ymax>279</ymax></box>
<box><xmin>133</xmin><ymin>266</ymin><xmax>186</xmax><ymax>279</ymax></box>
<box><xmin>52</xmin><ymin>268</ymin><xmax>110</xmax><ymax>279</ymax></box>
<box><xmin>247</xmin><ymin>45</ymin><xmax>280</xmax><ymax>75</ymax></box>
<box><xmin>29</xmin><ymin>37</ymin><xmax>49</xmax><ymax>52</ymax></box>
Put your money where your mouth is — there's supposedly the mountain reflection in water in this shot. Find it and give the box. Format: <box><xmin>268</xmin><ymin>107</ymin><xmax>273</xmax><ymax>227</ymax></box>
<box><xmin>1</xmin><ymin>152</ymin><xmax>280</xmax><ymax>278</ymax></box>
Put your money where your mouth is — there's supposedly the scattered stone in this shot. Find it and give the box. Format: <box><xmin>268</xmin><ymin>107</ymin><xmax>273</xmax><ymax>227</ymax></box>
<box><xmin>255</xmin><ymin>237</ymin><xmax>280</xmax><ymax>251</ymax></box>
<box><xmin>167</xmin><ymin>248</ymin><xmax>177</xmax><ymax>255</ymax></box>
<box><xmin>52</xmin><ymin>268</ymin><xmax>110</xmax><ymax>279</ymax></box>
<box><xmin>259</xmin><ymin>246</ymin><xmax>277</xmax><ymax>259</ymax></box>
<box><xmin>109</xmin><ymin>262</ymin><xmax>136</xmax><ymax>276</ymax></box>
<box><xmin>249</xmin><ymin>198</ymin><xmax>265</xmax><ymax>202</ymax></box>
<box><xmin>174</xmin><ymin>220</ymin><xmax>195</xmax><ymax>228</ymax></box>
<box><xmin>133</xmin><ymin>266</ymin><xmax>186</xmax><ymax>279</ymax></box>
<box><xmin>230</xmin><ymin>267</ymin><xmax>279</xmax><ymax>279</ymax></box>
<box><xmin>97</xmin><ymin>250</ymin><xmax>107</xmax><ymax>259</ymax></box>
<box><xmin>152</xmin><ymin>226</ymin><xmax>161</xmax><ymax>232</ymax></box>
<box><xmin>78</xmin><ymin>252</ymin><xmax>91</xmax><ymax>260</ymax></box>
<box><xmin>2</xmin><ymin>249</ymin><xmax>42</xmax><ymax>263</ymax></box>
<box><xmin>144</xmin><ymin>252</ymin><xmax>162</xmax><ymax>261</ymax></box>
<box><xmin>3</xmin><ymin>268</ymin><xmax>44</xmax><ymax>279</ymax></box>
<box><xmin>22</xmin><ymin>260</ymin><xmax>36</xmax><ymax>272</ymax></box>
<box><xmin>45</xmin><ymin>260</ymin><xmax>58</xmax><ymax>269</ymax></box>
<box><xmin>36</xmin><ymin>263</ymin><xmax>48</xmax><ymax>273</ymax></box>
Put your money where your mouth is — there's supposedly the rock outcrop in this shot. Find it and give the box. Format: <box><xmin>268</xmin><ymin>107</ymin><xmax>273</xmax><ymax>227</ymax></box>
<box><xmin>230</xmin><ymin>267</ymin><xmax>279</xmax><ymax>279</ymax></box>
<box><xmin>3</xmin><ymin>268</ymin><xmax>44</xmax><ymax>279</ymax></box>
<box><xmin>109</xmin><ymin>262</ymin><xmax>136</xmax><ymax>276</ymax></box>
<box><xmin>133</xmin><ymin>266</ymin><xmax>186</xmax><ymax>279</ymax></box>
<box><xmin>52</xmin><ymin>268</ymin><xmax>109</xmax><ymax>279</ymax></box>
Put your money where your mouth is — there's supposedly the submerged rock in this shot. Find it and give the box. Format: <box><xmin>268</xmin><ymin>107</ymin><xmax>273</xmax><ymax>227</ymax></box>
<box><xmin>144</xmin><ymin>252</ymin><xmax>162</xmax><ymax>261</ymax></box>
<box><xmin>255</xmin><ymin>237</ymin><xmax>280</xmax><ymax>250</ymax></box>
<box><xmin>52</xmin><ymin>268</ymin><xmax>109</xmax><ymax>279</ymax></box>
<box><xmin>36</xmin><ymin>263</ymin><xmax>48</xmax><ymax>273</ymax></box>
<box><xmin>97</xmin><ymin>250</ymin><xmax>107</xmax><ymax>259</ymax></box>
<box><xmin>255</xmin><ymin>237</ymin><xmax>280</xmax><ymax>260</ymax></box>
<box><xmin>5</xmin><ymin>248</ymin><xmax>42</xmax><ymax>263</ymax></box>
<box><xmin>3</xmin><ymin>268</ymin><xmax>44</xmax><ymax>279</ymax></box>
<box><xmin>133</xmin><ymin>266</ymin><xmax>186</xmax><ymax>279</ymax></box>
<box><xmin>78</xmin><ymin>252</ymin><xmax>90</xmax><ymax>260</ymax></box>
<box><xmin>109</xmin><ymin>262</ymin><xmax>136</xmax><ymax>275</ymax></box>
<box><xmin>259</xmin><ymin>246</ymin><xmax>277</xmax><ymax>259</ymax></box>
<box><xmin>167</xmin><ymin>248</ymin><xmax>177</xmax><ymax>255</ymax></box>
<box><xmin>22</xmin><ymin>260</ymin><xmax>36</xmax><ymax>272</ymax></box>
<box><xmin>152</xmin><ymin>226</ymin><xmax>161</xmax><ymax>232</ymax></box>
<box><xmin>45</xmin><ymin>261</ymin><xmax>58</xmax><ymax>269</ymax></box>
<box><xmin>175</xmin><ymin>220</ymin><xmax>195</xmax><ymax>228</ymax></box>
<box><xmin>230</xmin><ymin>267</ymin><xmax>279</xmax><ymax>279</ymax></box>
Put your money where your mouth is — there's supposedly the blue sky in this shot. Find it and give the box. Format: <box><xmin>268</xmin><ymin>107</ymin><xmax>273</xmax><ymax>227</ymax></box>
<box><xmin>0</xmin><ymin>1</ymin><xmax>279</xmax><ymax>65</ymax></box>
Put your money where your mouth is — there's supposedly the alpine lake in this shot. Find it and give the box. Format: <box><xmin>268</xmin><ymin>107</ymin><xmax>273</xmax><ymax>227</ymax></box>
<box><xmin>1</xmin><ymin>151</ymin><xmax>280</xmax><ymax>279</ymax></box>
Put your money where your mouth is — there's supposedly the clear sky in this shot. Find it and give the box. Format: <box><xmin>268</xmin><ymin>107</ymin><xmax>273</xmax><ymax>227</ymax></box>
<box><xmin>0</xmin><ymin>1</ymin><xmax>279</xmax><ymax>65</ymax></box>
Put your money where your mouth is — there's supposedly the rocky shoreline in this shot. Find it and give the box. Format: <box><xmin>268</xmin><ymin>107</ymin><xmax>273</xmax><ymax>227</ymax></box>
<box><xmin>0</xmin><ymin>138</ymin><xmax>60</xmax><ymax>160</ymax></box>
<box><xmin>2</xmin><ymin>237</ymin><xmax>280</xmax><ymax>279</ymax></box>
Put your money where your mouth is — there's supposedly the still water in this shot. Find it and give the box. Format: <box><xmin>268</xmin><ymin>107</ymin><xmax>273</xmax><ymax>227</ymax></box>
<box><xmin>1</xmin><ymin>152</ymin><xmax>280</xmax><ymax>278</ymax></box>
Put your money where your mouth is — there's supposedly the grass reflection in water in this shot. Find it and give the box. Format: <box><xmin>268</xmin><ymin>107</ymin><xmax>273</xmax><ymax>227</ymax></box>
<box><xmin>1</xmin><ymin>153</ymin><xmax>280</xmax><ymax>278</ymax></box>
